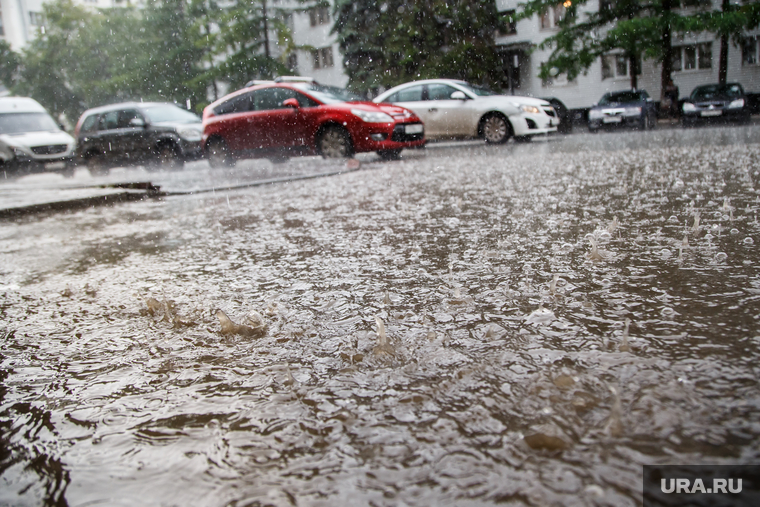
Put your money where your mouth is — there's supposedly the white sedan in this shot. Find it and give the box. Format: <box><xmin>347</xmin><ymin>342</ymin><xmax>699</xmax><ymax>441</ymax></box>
<box><xmin>373</xmin><ymin>79</ymin><xmax>558</xmax><ymax>144</ymax></box>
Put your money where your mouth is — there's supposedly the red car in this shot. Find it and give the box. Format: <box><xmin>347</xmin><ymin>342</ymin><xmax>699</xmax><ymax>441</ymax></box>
<box><xmin>202</xmin><ymin>80</ymin><xmax>426</xmax><ymax>165</ymax></box>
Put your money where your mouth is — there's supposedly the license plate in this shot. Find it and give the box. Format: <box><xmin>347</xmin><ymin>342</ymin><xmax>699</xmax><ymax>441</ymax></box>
<box><xmin>404</xmin><ymin>124</ymin><xmax>423</xmax><ymax>134</ymax></box>
<box><xmin>603</xmin><ymin>116</ymin><xmax>622</xmax><ymax>123</ymax></box>
<box><xmin>701</xmin><ymin>110</ymin><xmax>722</xmax><ymax>117</ymax></box>
<box><xmin>44</xmin><ymin>161</ymin><xmax>66</xmax><ymax>170</ymax></box>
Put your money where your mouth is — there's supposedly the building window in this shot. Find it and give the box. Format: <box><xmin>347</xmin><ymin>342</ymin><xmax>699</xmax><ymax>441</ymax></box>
<box><xmin>743</xmin><ymin>36</ymin><xmax>758</xmax><ymax>65</ymax></box>
<box><xmin>540</xmin><ymin>4</ymin><xmax>571</xmax><ymax>29</ymax></box>
<box><xmin>309</xmin><ymin>6</ymin><xmax>330</xmax><ymax>27</ymax></box>
<box><xmin>29</xmin><ymin>11</ymin><xmax>43</xmax><ymax>26</ymax></box>
<box><xmin>497</xmin><ymin>10</ymin><xmax>517</xmax><ymax>36</ymax></box>
<box><xmin>601</xmin><ymin>54</ymin><xmax>630</xmax><ymax>79</ymax></box>
<box><xmin>673</xmin><ymin>43</ymin><xmax>712</xmax><ymax>71</ymax></box>
<box><xmin>312</xmin><ymin>47</ymin><xmax>334</xmax><ymax>69</ymax></box>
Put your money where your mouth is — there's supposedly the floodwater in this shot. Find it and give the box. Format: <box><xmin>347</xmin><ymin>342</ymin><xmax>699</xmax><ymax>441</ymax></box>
<box><xmin>1</xmin><ymin>127</ymin><xmax>759</xmax><ymax>506</ymax></box>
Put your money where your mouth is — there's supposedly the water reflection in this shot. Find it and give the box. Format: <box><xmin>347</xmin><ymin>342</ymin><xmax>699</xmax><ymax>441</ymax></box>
<box><xmin>1</xmin><ymin>127</ymin><xmax>759</xmax><ymax>505</ymax></box>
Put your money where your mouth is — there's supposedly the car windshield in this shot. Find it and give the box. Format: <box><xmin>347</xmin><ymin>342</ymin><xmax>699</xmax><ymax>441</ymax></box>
<box><xmin>457</xmin><ymin>82</ymin><xmax>495</xmax><ymax>97</ymax></box>
<box><xmin>0</xmin><ymin>112</ymin><xmax>60</xmax><ymax>135</ymax></box>
<box><xmin>692</xmin><ymin>84</ymin><xmax>743</xmax><ymax>101</ymax></box>
<box><xmin>598</xmin><ymin>91</ymin><xmax>643</xmax><ymax>105</ymax></box>
<box><xmin>293</xmin><ymin>83</ymin><xmax>364</xmax><ymax>104</ymax></box>
<box><xmin>142</xmin><ymin>104</ymin><xmax>201</xmax><ymax>124</ymax></box>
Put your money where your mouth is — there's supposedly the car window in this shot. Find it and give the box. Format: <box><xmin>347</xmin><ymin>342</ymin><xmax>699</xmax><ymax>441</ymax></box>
<box><xmin>457</xmin><ymin>82</ymin><xmax>494</xmax><ymax>96</ymax></box>
<box><xmin>253</xmin><ymin>87</ymin><xmax>314</xmax><ymax>111</ymax></box>
<box><xmin>0</xmin><ymin>113</ymin><xmax>60</xmax><ymax>134</ymax></box>
<box><xmin>392</xmin><ymin>85</ymin><xmax>424</xmax><ymax>102</ymax></box>
<box><xmin>426</xmin><ymin>84</ymin><xmax>459</xmax><ymax>101</ymax></box>
<box><xmin>117</xmin><ymin>110</ymin><xmax>143</xmax><ymax>128</ymax></box>
<box><xmin>692</xmin><ymin>84</ymin><xmax>743</xmax><ymax>101</ymax></box>
<box><xmin>142</xmin><ymin>105</ymin><xmax>201</xmax><ymax>123</ymax></box>
<box><xmin>598</xmin><ymin>91</ymin><xmax>643</xmax><ymax>105</ymax></box>
<box><xmin>213</xmin><ymin>92</ymin><xmax>254</xmax><ymax>115</ymax></box>
<box><xmin>99</xmin><ymin>111</ymin><xmax>119</xmax><ymax>131</ymax></box>
<box><xmin>294</xmin><ymin>91</ymin><xmax>319</xmax><ymax>108</ymax></box>
<box><xmin>80</xmin><ymin>114</ymin><xmax>99</xmax><ymax>133</ymax></box>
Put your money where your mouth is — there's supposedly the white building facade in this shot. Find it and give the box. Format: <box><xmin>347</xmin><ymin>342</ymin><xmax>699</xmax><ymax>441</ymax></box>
<box><xmin>495</xmin><ymin>0</ymin><xmax>760</xmax><ymax>108</ymax></box>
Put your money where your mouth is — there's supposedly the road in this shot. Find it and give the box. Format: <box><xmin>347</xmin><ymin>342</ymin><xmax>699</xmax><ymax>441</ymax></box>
<box><xmin>1</xmin><ymin>124</ymin><xmax>759</xmax><ymax>506</ymax></box>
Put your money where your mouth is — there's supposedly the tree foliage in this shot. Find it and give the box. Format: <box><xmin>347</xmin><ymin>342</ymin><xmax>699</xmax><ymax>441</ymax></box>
<box><xmin>332</xmin><ymin>0</ymin><xmax>504</xmax><ymax>95</ymax></box>
<box><xmin>9</xmin><ymin>0</ymin><xmax>296</xmax><ymax>122</ymax></box>
<box><xmin>515</xmin><ymin>0</ymin><xmax>760</xmax><ymax>89</ymax></box>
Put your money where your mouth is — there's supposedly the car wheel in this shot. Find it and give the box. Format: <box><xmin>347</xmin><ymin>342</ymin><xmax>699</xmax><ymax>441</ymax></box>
<box><xmin>85</xmin><ymin>151</ymin><xmax>108</xmax><ymax>175</ymax></box>
<box><xmin>377</xmin><ymin>149</ymin><xmax>402</xmax><ymax>160</ymax></box>
<box><xmin>207</xmin><ymin>138</ymin><xmax>236</xmax><ymax>167</ymax></box>
<box><xmin>481</xmin><ymin>114</ymin><xmax>510</xmax><ymax>144</ymax></box>
<box><xmin>317</xmin><ymin>125</ymin><xmax>354</xmax><ymax>158</ymax></box>
<box><xmin>153</xmin><ymin>143</ymin><xmax>183</xmax><ymax>171</ymax></box>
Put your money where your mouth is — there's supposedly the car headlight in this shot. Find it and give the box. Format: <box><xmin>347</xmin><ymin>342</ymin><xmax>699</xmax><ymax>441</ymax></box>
<box><xmin>624</xmin><ymin>107</ymin><xmax>642</xmax><ymax>116</ymax></box>
<box><xmin>588</xmin><ymin>110</ymin><xmax>603</xmax><ymax>120</ymax></box>
<box><xmin>682</xmin><ymin>102</ymin><xmax>696</xmax><ymax>112</ymax></box>
<box><xmin>179</xmin><ymin>128</ymin><xmax>202</xmax><ymax>142</ymax></box>
<box><xmin>351</xmin><ymin>109</ymin><xmax>393</xmax><ymax>123</ymax></box>
<box><xmin>728</xmin><ymin>99</ymin><xmax>744</xmax><ymax>109</ymax></box>
<box><xmin>10</xmin><ymin>146</ymin><xmax>31</xmax><ymax>159</ymax></box>
<box><xmin>519</xmin><ymin>104</ymin><xmax>541</xmax><ymax>114</ymax></box>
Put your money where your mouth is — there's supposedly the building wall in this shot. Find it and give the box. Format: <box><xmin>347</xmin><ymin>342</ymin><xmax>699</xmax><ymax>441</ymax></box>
<box><xmin>270</xmin><ymin>0</ymin><xmax>348</xmax><ymax>87</ymax></box>
<box><xmin>496</xmin><ymin>0</ymin><xmax>760</xmax><ymax>108</ymax></box>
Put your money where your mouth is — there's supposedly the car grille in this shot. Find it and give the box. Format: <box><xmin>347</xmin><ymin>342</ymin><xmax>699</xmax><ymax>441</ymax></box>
<box><xmin>31</xmin><ymin>144</ymin><xmax>68</xmax><ymax>155</ymax></box>
<box><xmin>543</xmin><ymin>107</ymin><xmax>556</xmax><ymax>118</ymax></box>
<box><xmin>391</xmin><ymin>124</ymin><xmax>424</xmax><ymax>142</ymax></box>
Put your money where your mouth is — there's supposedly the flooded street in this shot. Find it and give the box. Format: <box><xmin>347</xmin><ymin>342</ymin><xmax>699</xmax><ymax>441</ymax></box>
<box><xmin>1</xmin><ymin>126</ymin><xmax>760</xmax><ymax>506</ymax></box>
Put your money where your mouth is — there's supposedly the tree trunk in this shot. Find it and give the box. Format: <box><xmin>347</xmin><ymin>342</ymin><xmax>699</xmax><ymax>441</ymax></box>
<box><xmin>629</xmin><ymin>53</ymin><xmax>638</xmax><ymax>89</ymax></box>
<box><xmin>719</xmin><ymin>0</ymin><xmax>730</xmax><ymax>84</ymax></box>
<box><xmin>661</xmin><ymin>0</ymin><xmax>674</xmax><ymax>104</ymax></box>
<box><xmin>262</xmin><ymin>0</ymin><xmax>270</xmax><ymax>59</ymax></box>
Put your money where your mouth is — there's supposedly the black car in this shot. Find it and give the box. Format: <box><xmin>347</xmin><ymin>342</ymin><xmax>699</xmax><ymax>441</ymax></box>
<box><xmin>74</xmin><ymin>102</ymin><xmax>204</xmax><ymax>171</ymax></box>
<box><xmin>587</xmin><ymin>89</ymin><xmax>658</xmax><ymax>132</ymax></box>
<box><xmin>681</xmin><ymin>83</ymin><xmax>751</xmax><ymax>127</ymax></box>
<box><xmin>541</xmin><ymin>97</ymin><xmax>572</xmax><ymax>134</ymax></box>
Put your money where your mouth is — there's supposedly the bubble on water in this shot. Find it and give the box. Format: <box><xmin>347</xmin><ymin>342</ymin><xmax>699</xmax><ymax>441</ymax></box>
<box><xmin>661</xmin><ymin>307</ymin><xmax>677</xmax><ymax>317</ymax></box>
<box><xmin>730</xmin><ymin>228</ymin><xmax>740</xmax><ymax>235</ymax></box>
<box><xmin>704</xmin><ymin>233</ymin><xmax>713</xmax><ymax>242</ymax></box>
<box><xmin>560</xmin><ymin>242</ymin><xmax>573</xmax><ymax>253</ymax></box>
<box><xmin>660</xmin><ymin>249</ymin><xmax>672</xmax><ymax>259</ymax></box>
<box><xmin>744</xmin><ymin>237</ymin><xmax>755</xmax><ymax>245</ymax></box>
<box><xmin>598</xmin><ymin>231</ymin><xmax>612</xmax><ymax>241</ymax></box>
<box><xmin>715</xmin><ymin>252</ymin><xmax>728</xmax><ymax>262</ymax></box>
<box><xmin>668</xmin><ymin>215</ymin><xmax>679</xmax><ymax>223</ymax></box>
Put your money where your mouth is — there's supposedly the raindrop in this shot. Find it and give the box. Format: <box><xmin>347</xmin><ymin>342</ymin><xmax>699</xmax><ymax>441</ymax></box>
<box><xmin>744</xmin><ymin>237</ymin><xmax>755</xmax><ymax>245</ymax></box>
<box><xmin>715</xmin><ymin>252</ymin><xmax>728</xmax><ymax>262</ymax></box>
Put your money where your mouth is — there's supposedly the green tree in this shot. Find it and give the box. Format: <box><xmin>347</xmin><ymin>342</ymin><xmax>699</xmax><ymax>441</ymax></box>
<box><xmin>332</xmin><ymin>0</ymin><xmax>504</xmax><ymax>95</ymax></box>
<box><xmin>0</xmin><ymin>41</ymin><xmax>21</xmax><ymax>90</ymax></box>
<box><xmin>212</xmin><ymin>0</ymin><xmax>289</xmax><ymax>89</ymax></box>
<box><xmin>516</xmin><ymin>0</ymin><xmax>760</xmax><ymax>99</ymax></box>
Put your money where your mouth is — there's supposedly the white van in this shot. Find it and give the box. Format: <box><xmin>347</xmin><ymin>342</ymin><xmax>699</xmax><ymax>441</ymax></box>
<box><xmin>0</xmin><ymin>97</ymin><xmax>76</xmax><ymax>175</ymax></box>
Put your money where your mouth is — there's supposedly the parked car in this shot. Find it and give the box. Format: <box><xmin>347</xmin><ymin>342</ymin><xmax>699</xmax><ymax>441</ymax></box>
<box><xmin>74</xmin><ymin>102</ymin><xmax>204</xmax><ymax>172</ymax></box>
<box><xmin>0</xmin><ymin>97</ymin><xmax>76</xmax><ymax>175</ymax></box>
<box><xmin>373</xmin><ymin>79</ymin><xmax>558</xmax><ymax>144</ymax></box>
<box><xmin>202</xmin><ymin>81</ymin><xmax>425</xmax><ymax>165</ymax></box>
<box><xmin>587</xmin><ymin>89</ymin><xmax>658</xmax><ymax>132</ymax></box>
<box><xmin>681</xmin><ymin>83</ymin><xmax>751</xmax><ymax>127</ymax></box>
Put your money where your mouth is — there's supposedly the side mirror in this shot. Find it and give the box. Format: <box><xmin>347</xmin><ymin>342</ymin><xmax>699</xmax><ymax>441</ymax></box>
<box><xmin>450</xmin><ymin>91</ymin><xmax>467</xmax><ymax>100</ymax></box>
<box><xmin>282</xmin><ymin>98</ymin><xmax>300</xmax><ymax>109</ymax></box>
<box><xmin>129</xmin><ymin>117</ymin><xmax>146</xmax><ymax>127</ymax></box>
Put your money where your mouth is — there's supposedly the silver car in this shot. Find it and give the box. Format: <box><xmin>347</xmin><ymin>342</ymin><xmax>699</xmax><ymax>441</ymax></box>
<box><xmin>373</xmin><ymin>79</ymin><xmax>558</xmax><ymax>144</ymax></box>
<box><xmin>0</xmin><ymin>97</ymin><xmax>76</xmax><ymax>175</ymax></box>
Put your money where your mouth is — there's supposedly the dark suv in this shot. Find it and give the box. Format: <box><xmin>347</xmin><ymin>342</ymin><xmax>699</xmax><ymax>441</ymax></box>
<box><xmin>74</xmin><ymin>102</ymin><xmax>203</xmax><ymax>171</ymax></box>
